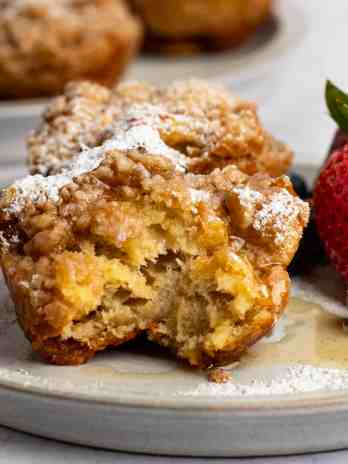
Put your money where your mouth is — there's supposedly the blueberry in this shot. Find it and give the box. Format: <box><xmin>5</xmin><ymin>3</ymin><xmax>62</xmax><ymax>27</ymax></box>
<box><xmin>289</xmin><ymin>205</ymin><xmax>327</xmax><ymax>275</ymax></box>
<box><xmin>289</xmin><ymin>172</ymin><xmax>309</xmax><ymax>200</ymax></box>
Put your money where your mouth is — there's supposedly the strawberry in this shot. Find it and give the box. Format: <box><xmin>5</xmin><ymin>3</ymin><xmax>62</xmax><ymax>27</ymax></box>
<box><xmin>314</xmin><ymin>147</ymin><xmax>348</xmax><ymax>280</ymax></box>
<box><xmin>313</xmin><ymin>81</ymin><xmax>348</xmax><ymax>282</ymax></box>
<box><xmin>329</xmin><ymin>128</ymin><xmax>348</xmax><ymax>155</ymax></box>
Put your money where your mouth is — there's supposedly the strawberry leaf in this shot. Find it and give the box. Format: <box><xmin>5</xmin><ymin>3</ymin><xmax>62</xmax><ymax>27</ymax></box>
<box><xmin>326</xmin><ymin>80</ymin><xmax>348</xmax><ymax>133</ymax></box>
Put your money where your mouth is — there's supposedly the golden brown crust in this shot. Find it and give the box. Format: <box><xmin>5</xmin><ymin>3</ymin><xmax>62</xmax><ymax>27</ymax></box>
<box><xmin>130</xmin><ymin>0</ymin><xmax>272</xmax><ymax>54</ymax></box>
<box><xmin>32</xmin><ymin>338</ymin><xmax>97</xmax><ymax>366</ymax></box>
<box><xmin>32</xmin><ymin>330</ymin><xmax>140</xmax><ymax>365</ymax></box>
<box><xmin>1</xmin><ymin>250</ymin><xmax>141</xmax><ymax>365</ymax></box>
<box><xmin>0</xmin><ymin>0</ymin><xmax>142</xmax><ymax>99</ymax></box>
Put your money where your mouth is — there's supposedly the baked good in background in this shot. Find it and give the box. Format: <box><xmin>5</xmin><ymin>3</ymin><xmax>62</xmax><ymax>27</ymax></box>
<box><xmin>0</xmin><ymin>0</ymin><xmax>142</xmax><ymax>99</ymax></box>
<box><xmin>130</xmin><ymin>0</ymin><xmax>273</xmax><ymax>54</ymax></box>
<box><xmin>27</xmin><ymin>79</ymin><xmax>292</xmax><ymax>177</ymax></box>
<box><xmin>0</xmin><ymin>79</ymin><xmax>308</xmax><ymax>367</ymax></box>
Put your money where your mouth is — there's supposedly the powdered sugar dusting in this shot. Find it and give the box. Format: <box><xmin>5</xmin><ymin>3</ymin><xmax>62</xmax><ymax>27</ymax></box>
<box><xmin>117</xmin><ymin>103</ymin><xmax>164</xmax><ymax>129</ymax></box>
<box><xmin>110</xmin><ymin>125</ymin><xmax>187</xmax><ymax>171</ymax></box>
<box><xmin>5</xmin><ymin>103</ymin><xmax>189</xmax><ymax>215</ymax></box>
<box><xmin>254</xmin><ymin>190</ymin><xmax>302</xmax><ymax>245</ymax></box>
<box><xmin>189</xmin><ymin>188</ymin><xmax>211</xmax><ymax>204</ymax></box>
<box><xmin>181</xmin><ymin>365</ymin><xmax>348</xmax><ymax>397</ymax></box>
<box><xmin>2</xmin><ymin>0</ymin><xmax>71</xmax><ymax>17</ymax></box>
<box><xmin>231</xmin><ymin>184</ymin><xmax>304</xmax><ymax>244</ymax></box>
<box><xmin>109</xmin><ymin>103</ymin><xmax>187</xmax><ymax>171</ymax></box>
<box><xmin>7</xmin><ymin>143</ymin><xmax>108</xmax><ymax>214</ymax></box>
<box><xmin>233</xmin><ymin>185</ymin><xmax>262</xmax><ymax>208</ymax></box>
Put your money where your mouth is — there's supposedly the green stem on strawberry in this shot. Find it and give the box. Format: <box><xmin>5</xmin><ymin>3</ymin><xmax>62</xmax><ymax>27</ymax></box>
<box><xmin>326</xmin><ymin>80</ymin><xmax>348</xmax><ymax>133</ymax></box>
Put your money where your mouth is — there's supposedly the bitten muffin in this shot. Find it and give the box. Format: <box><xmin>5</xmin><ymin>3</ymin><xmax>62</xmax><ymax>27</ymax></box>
<box><xmin>0</xmin><ymin>0</ymin><xmax>142</xmax><ymax>99</ymax></box>
<box><xmin>0</xmin><ymin>93</ymin><xmax>309</xmax><ymax>366</ymax></box>
<box><xmin>28</xmin><ymin>79</ymin><xmax>293</xmax><ymax>177</ymax></box>
<box><xmin>129</xmin><ymin>0</ymin><xmax>272</xmax><ymax>54</ymax></box>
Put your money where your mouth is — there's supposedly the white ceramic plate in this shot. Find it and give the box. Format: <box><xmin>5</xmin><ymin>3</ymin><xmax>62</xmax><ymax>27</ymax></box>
<box><xmin>2</xmin><ymin>263</ymin><xmax>348</xmax><ymax>457</ymax></box>
<box><xmin>3</xmin><ymin>165</ymin><xmax>348</xmax><ymax>457</ymax></box>
<box><xmin>0</xmin><ymin>0</ymin><xmax>306</xmax><ymax>165</ymax></box>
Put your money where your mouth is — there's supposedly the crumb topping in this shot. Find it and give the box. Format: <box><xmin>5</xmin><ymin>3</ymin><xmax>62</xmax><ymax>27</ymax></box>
<box><xmin>230</xmin><ymin>179</ymin><xmax>309</xmax><ymax>248</ymax></box>
<box><xmin>5</xmin><ymin>110</ymin><xmax>189</xmax><ymax>215</ymax></box>
<box><xmin>1</xmin><ymin>0</ymin><xmax>68</xmax><ymax>17</ymax></box>
<box><xmin>253</xmin><ymin>189</ymin><xmax>304</xmax><ymax>246</ymax></box>
<box><xmin>188</xmin><ymin>188</ymin><xmax>211</xmax><ymax>204</ymax></box>
<box><xmin>6</xmin><ymin>144</ymin><xmax>108</xmax><ymax>214</ymax></box>
<box><xmin>232</xmin><ymin>185</ymin><xmax>262</xmax><ymax>208</ymax></box>
<box><xmin>28</xmin><ymin>80</ymin><xmax>293</xmax><ymax>178</ymax></box>
<box><xmin>207</xmin><ymin>368</ymin><xmax>231</xmax><ymax>384</ymax></box>
<box><xmin>109</xmin><ymin>104</ymin><xmax>188</xmax><ymax>171</ymax></box>
<box><xmin>111</xmin><ymin>125</ymin><xmax>186</xmax><ymax>171</ymax></box>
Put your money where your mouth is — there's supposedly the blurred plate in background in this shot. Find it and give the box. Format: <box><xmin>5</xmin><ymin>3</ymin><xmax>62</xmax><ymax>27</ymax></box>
<box><xmin>126</xmin><ymin>0</ymin><xmax>306</xmax><ymax>87</ymax></box>
<box><xmin>0</xmin><ymin>165</ymin><xmax>27</xmax><ymax>187</ymax></box>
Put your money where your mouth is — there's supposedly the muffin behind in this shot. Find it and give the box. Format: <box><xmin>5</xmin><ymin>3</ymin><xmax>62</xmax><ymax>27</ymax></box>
<box><xmin>130</xmin><ymin>0</ymin><xmax>272</xmax><ymax>54</ymax></box>
<box><xmin>0</xmin><ymin>0</ymin><xmax>142</xmax><ymax>99</ymax></box>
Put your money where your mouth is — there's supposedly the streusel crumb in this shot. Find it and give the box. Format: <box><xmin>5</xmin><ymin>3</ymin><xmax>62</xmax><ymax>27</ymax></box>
<box><xmin>207</xmin><ymin>368</ymin><xmax>231</xmax><ymax>384</ymax></box>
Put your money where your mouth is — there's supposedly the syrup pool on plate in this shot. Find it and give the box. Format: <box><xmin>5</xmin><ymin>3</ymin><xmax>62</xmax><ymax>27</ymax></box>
<box><xmin>243</xmin><ymin>298</ymin><xmax>348</xmax><ymax>370</ymax></box>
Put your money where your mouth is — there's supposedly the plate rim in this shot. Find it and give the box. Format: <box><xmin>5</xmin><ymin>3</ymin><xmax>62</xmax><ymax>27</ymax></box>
<box><xmin>2</xmin><ymin>369</ymin><xmax>348</xmax><ymax>414</ymax></box>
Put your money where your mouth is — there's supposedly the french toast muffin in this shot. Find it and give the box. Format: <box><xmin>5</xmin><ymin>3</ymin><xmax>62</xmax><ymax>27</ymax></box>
<box><xmin>0</xmin><ymin>0</ymin><xmax>142</xmax><ymax>99</ymax></box>
<box><xmin>130</xmin><ymin>0</ymin><xmax>272</xmax><ymax>54</ymax></box>
<box><xmin>0</xmin><ymin>84</ymin><xmax>309</xmax><ymax>366</ymax></box>
<box><xmin>28</xmin><ymin>79</ymin><xmax>293</xmax><ymax>177</ymax></box>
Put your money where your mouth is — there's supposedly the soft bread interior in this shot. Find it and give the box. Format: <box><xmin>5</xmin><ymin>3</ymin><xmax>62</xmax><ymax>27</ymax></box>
<box><xmin>50</xmin><ymin>194</ymin><xmax>279</xmax><ymax>366</ymax></box>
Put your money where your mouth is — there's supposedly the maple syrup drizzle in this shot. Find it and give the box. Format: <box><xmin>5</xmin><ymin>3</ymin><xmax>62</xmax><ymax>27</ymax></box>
<box><xmin>244</xmin><ymin>298</ymin><xmax>348</xmax><ymax>369</ymax></box>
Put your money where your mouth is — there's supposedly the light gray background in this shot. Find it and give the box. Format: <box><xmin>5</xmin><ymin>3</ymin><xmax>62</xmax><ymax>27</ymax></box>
<box><xmin>1</xmin><ymin>0</ymin><xmax>348</xmax><ymax>461</ymax></box>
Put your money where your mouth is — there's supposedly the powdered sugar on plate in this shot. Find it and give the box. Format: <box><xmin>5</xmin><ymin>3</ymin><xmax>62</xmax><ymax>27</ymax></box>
<box><xmin>181</xmin><ymin>365</ymin><xmax>348</xmax><ymax>397</ymax></box>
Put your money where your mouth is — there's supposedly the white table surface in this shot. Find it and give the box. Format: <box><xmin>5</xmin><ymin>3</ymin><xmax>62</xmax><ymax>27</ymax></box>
<box><xmin>1</xmin><ymin>0</ymin><xmax>348</xmax><ymax>461</ymax></box>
